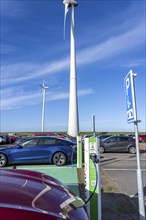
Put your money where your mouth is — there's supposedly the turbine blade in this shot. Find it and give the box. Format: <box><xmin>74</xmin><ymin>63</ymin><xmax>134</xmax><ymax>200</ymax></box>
<box><xmin>64</xmin><ymin>3</ymin><xmax>70</xmax><ymax>40</ymax></box>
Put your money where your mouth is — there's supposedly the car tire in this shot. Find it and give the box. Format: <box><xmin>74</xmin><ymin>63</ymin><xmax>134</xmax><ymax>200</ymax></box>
<box><xmin>0</xmin><ymin>153</ymin><xmax>7</xmax><ymax>167</ymax></box>
<box><xmin>52</xmin><ymin>152</ymin><xmax>67</xmax><ymax>166</ymax></box>
<box><xmin>100</xmin><ymin>146</ymin><xmax>105</xmax><ymax>154</ymax></box>
<box><xmin>128</xmin><ymin>146</ymin><xmax>136</xmax><ymax>154</ymax></box>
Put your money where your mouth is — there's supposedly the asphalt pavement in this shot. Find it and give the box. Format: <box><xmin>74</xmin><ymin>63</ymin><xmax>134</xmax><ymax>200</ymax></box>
<box><xmin>100</xmin><ymin>144</ymin><xmax>146</xmax><ymax>214</ymax></box>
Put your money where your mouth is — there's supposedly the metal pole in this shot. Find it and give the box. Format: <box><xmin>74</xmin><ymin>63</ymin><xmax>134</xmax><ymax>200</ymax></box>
<box><xmin>92</xmin><ymin>114</ymin><xmax>96</xmax><ymax>137</ymax></box>
<box><xmin>42</xmin><ymin>86</ymin><xmax>45</xmax><ymax>132</ymax></box>
<box><xmin>41</xmin><ymin>82</ymin><xmax>48</xmax><ymax>132</ymax></box>
<box><xmin>132</xmin><ymin>72</ymin><xmax>145</xmax><ymax>220</ymax></box>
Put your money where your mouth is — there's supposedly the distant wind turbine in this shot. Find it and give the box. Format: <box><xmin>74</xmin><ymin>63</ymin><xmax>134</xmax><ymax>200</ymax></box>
<box><xmin>63</xmin><ymin>0</ymin><xmax>79</xmax><ymax>137</ymax></box>
<box><xmin>40</xmin><ymin>82</ymin><xmax>48</xmax><ymax>132</ymax></box>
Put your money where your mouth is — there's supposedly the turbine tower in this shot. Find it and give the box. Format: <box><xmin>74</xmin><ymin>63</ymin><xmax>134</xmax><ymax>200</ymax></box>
<box><xmin>40</xmin><ymin>82</ymin><xmax>48</xmax><ymax>132</ymax></box>
<box><xmin>63</xmin><ymin>0</ymin><xmax>79</xmax><ymax>137</ymax></box>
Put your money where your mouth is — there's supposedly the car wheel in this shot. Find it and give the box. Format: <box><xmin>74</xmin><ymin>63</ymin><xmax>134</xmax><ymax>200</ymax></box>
<box><xmin>52</xmin><ymin>152</ymin><xmax>67</xmax><ymax>166</ymax></box>
<box><xmin>128</xmin><ymin>146</ymin><xmax>136</xmax><ymax>154</ymax></box>
<box><xmin>100</xmin><ymin>146</ymin><xmax>105</xmax><ymax>154</ymax></box>
<box><xmin>0</xmin><ymin>153</ymin><xmax>7</xmax><ymax>167</ymax></box>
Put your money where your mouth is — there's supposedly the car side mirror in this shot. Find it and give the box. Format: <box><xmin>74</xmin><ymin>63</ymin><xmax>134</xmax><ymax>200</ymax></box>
<box><xmin>15</xmin><ymin>145</ymin><xmax>23</xmax><ymax>149</ymax></box>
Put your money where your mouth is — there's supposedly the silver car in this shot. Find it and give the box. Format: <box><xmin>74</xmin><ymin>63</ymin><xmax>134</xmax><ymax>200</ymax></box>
<box><xmin>100</xmin><ymin>135</ymin><xmax>136</xmax><ymax>154</ymax></box>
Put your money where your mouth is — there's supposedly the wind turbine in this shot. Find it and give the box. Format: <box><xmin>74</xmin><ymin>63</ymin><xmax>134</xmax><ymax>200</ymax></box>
<box><xmin>40</xmin><ymin>82</ymin><xmax>48</xmax><ymax>132</ymax></box>
<box><xmin>63</xmin><ymin>0</ymin><xmax>79</xmax><ymax>137</ymax></box>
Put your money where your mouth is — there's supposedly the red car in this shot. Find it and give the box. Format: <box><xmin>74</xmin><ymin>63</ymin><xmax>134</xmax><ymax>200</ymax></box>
<box><xmin>138</xmin><ymin>134</ymin><xmax>146</xmax><ymax>142</ymax></box>
<box><xmin>32</xmin><ymin>132</ymin><xmax>65</xmax><ymax>139</ymax></box>
<box><xmin>0</xmin><ymin>169</ymin><xmax>88</xmax><ymax>220</ymax></box>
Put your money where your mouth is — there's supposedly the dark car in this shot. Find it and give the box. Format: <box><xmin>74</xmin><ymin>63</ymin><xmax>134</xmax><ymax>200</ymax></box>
<box><xmin>0</xmin><ymin>135</ymin><xmax>7</xmax><ymax>144</ymax></box>
<box><xmin>96</xmin><ymin>134</ymin><xmax>112</xmax><ymax>141</ymax></box>
<box><xmin>0</xmin><ymin>136</ymin><xmax>76</xmax><ymax>167</ymax></box>
<box><xmin>0</xmin><ymin>168</ymin><xmax>88</xmax><ymax>220</ymax></box>
<box><xmin>100</xmin><ymin>135</ymin><xmax>136</xmax><ymax>154</ymax></box>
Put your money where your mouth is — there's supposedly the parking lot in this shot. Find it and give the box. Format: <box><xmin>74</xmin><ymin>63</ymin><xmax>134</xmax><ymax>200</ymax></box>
<box><xmin>0</xmin><ymin>140</ymin><xmax>145</xmax><ymax>212</ymax></box>
<box><xmin>100</xmin><ymin>143</ymin><xmax>146</xmax><ymax>212</ymax></box>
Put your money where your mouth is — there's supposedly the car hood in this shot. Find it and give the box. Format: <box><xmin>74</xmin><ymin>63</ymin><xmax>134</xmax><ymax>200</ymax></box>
<box><xmin>0</xmin><ymin>169</ymin><xmax>87</xmax><ymax>220</ymax></box>
<box><xmin>0</xmin><ymin>146</ymin><xmax>14</xmax><ymax>151</ymax></box>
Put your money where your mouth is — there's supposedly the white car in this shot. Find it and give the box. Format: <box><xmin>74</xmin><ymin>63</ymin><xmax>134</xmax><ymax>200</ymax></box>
<box><xmin>0</xmin><ymin>137</ymin><xmax>3</xmax><ymax>144</ymax></box>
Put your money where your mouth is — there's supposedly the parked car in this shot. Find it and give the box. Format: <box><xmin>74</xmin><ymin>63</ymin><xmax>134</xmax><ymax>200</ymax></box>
<box><xmin>0</xmin><ymin>135</ymin><xmax>7</xmax><ymax>144</ymax></box>
<box><xmin>0</xmin><ymin>137</ymin><xmax>3</xmax><ymax>144</ymax></box>
<box><xmin>0</xmin><ymin>168</ymin><xmax>88</xmax><ymax>220</ymax></box>
<box><xmin>8</xmin><ymin>134</ymin><xmax>16</xmax><ymax>143</ymax></box>
<box><xmin>96</xmin><ymin>134</ymin><xmax>112</xmax><ymax>141</ymax></box>
<box><xmin>138</xmin><ymin>134</ymin><xmax>146</xmax><ymax>142</ymax></box>
<box><xmin>81</xmin><ymin>134</ymin><xmax>94</xmax><ymax>145</ymax></box>
<box><xmin>100</xmin><ymin>135</ymin><xmax>136</xmax><ymax>154</ymax></box>
<box><xmin>13</xmin><ymin>136</ymin><xmax>31</xmax><ymax>145</ymax></box>
<box><xmin>32</xmin><ymin>132</ymin><xmax>65</xmax><ymax>139</ymax></box>
<box><xmin>128</xmin><ymin>134</ymin><xmax>135</xmax><ymax>139</ymax></box>
<box><xmin>0</xmin><ymin>136</ymin><xmax>77</xmax><ymax>167</ymax></box>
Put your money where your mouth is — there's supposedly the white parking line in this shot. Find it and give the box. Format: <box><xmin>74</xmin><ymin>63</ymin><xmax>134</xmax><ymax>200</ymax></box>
<box><xmin>129</xmin><ymin>194</ymin><xmax>146</xmax><ymax>199</ymax></box>
<box><xmin>129</xmin><ymin>194</ymin><xmax>138</xmax><ymax>198</ymax></box>
<box><xmin>104</xmin><ymin>168</ymin><xmax>146</xmax><ymax>171</ymax></box>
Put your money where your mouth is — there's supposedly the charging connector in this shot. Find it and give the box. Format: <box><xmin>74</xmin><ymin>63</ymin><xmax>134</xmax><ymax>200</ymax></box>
<box><xmin>90</xmin><ymin>153</ymin><xmax>99</xmax><ymax>164</ymax></box>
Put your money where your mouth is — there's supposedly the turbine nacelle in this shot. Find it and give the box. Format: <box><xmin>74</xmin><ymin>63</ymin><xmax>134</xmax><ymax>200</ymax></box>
<box><xmin>39</xmin><ymin>83</ymin><xmax>48</xmax><ymax>90</ymax></box>
<box><xmin>63</xmin><ymin>0</ymin><xmax>78</xmax><ymax>7</ymax></box>
<box><xmin>63</xmin><ymin>0</ymin><xmax>78</xmax><ymax>39</ymax></box>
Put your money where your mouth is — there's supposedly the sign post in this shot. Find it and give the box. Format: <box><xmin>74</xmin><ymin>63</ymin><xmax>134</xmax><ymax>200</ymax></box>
<box><xmin>125</xmin><ymin>70</ymin><xmax>145</xmax><ymax>220</ymax></box>
<box><xmin>92</xmin><ymin>114</ymin><xmax>96</xmax><ymax>137</ymax></box>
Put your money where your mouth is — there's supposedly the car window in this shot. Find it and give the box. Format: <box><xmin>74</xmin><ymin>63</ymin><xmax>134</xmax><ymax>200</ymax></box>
<box><xmin>117</xmin><ymin>137</ymin><xmax>129</xmax><ymax>142</ymax></box>
<box><xmin>38</xmin><ymin>138</ymin><xmax>65</xmax><ymax>146</ymax></box>
<box><xmin>55</xmin><ymin>139</ymin><xmax>64</xmax><ymax>145</ymax></box>
<box><xmin>38</xmin><ymin>138</ymin><xmax>56</xmax><ymax>146</ymax></box>
<box><xmin>20</xmin><ymin>139</ymin><xmax>38</xmax><ymax>147</ymax></box>
<box><xmin>106</xmin><ymin>137</ymin><xmax>117</xmax><ymax>143</ymax></box>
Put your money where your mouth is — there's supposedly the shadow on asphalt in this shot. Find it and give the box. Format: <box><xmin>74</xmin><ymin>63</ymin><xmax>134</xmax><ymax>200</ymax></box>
<box><xmin>101</xmin><ymin>191</ymin><xmax>141</xmax><ymax>220</ymax></box>
<box><xmin>130</xmin><ymin>186</ymin><xmax>146</xmax><ymax>216</ymax></box>
<box><xmin>79</xmin><ymin>181</ymin><xmax>140</xmax><ymax>220</ymax></box>
<box><xmin>100</xmin><ymin>154</ymin><xmax>137</xmax><ymax>166</ymax></box>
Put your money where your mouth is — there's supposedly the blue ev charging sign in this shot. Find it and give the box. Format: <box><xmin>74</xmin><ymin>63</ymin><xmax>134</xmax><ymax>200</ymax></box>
<box><xmin>125</xmin><ymin>70</ymin><xmax>136</xmax><ymax>123</ymax></box>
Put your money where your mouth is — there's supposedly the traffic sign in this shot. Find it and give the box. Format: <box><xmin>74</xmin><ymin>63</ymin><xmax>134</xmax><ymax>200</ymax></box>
<box><xmin>124</xmin><ymin>71</ymin><xmax>145</xmax><ymax>219</ymax></box>
<box><xmin>124</xmin><ymin>70</ymin><xmax>135</xmax><ymax>123</ymax></box>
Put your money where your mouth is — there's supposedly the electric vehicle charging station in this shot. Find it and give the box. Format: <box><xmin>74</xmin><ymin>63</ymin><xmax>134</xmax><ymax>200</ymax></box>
<box><xmin>84</xmin><ymin>137</ymin><xmax>101</xmax><ymax>220</ymax></box>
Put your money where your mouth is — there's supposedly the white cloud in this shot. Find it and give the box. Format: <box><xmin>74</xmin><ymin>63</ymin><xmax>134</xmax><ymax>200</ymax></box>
<box><xmin>1</xmin><ymin>0</ymin><xmax>26</xmax><ymax>18</ymax></box>
<box><xmin>1</xmin><ymin>20</ymin><xmax>145</xmax><ymax>88</ymax></box>
<box><xmin>1</xmin><ymin>92</ymin><xmax>41</xmax><ymax>110</ymax></box>
<box><xmin>1</xmin><ymin>88</ymin><xmax>95</xmax><ymax>110</ymax></box>
<box><xmin>1</xmin><ymin>58</ymin><xmax>69</xmax><ymax>87</ymax></box>
<box><xmin>1</xmin><ymin>14</ymin><xmax>145</xmax><ymax>112</ymax></box>
<box><xmin>77</xmin><ymin>22</ymin><xmax>145</xmax><ymax>66</ymax></box>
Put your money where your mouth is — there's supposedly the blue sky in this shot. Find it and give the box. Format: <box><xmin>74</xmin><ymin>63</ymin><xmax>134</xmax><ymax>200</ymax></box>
<box><xmin>1</xmin><ymin>0</ymin><xmax>146</xmax><ymax>133</ymax></box>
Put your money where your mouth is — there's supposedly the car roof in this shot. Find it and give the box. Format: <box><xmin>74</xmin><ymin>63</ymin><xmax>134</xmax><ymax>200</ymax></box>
<box><xmin>17</xmin><ymin>136</ymin><xmax>75</xmax><ymax>143</ymax></box>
